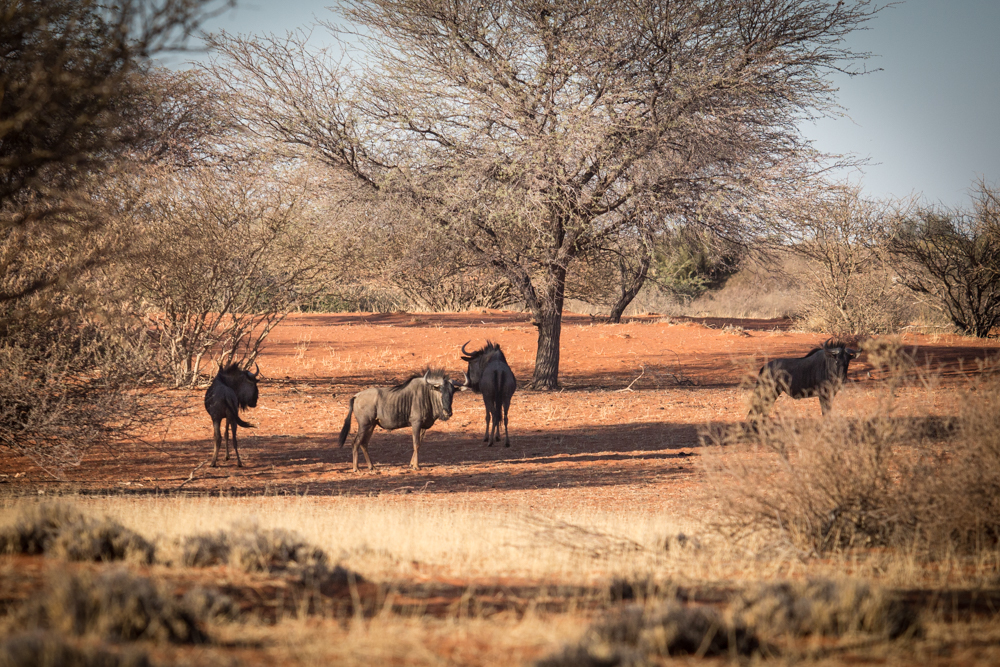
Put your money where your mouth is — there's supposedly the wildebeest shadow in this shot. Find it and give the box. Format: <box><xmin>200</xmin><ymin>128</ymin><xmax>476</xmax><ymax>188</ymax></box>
<box><xmin>56</xmin><ymin>420</ymin><xmax>714</xmax><ymax>497</ymax></box>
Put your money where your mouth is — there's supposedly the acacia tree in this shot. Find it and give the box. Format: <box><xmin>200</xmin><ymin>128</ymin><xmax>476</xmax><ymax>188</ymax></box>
<box><xmin>892</xmin><ymin>181</ymin><xmax>1000</xmax><ymax>337</ymax></box>
<box><xmin>0</xmin><ymin>0</ymin><xmax>232</xmax><ymax>467</ymax></box>
<box><xmin>211</xmin><ymin>0</ymin><xmax>880</xmax><ymax>388</ymax></box>
<box><xmin>789</xmin><ymin>185</ymin><xmax>912</xmax><ymax>336</ymax></box>
<box><xmin>568</xmin><ymin>228</ymin><xmax>653</xmax><ymax>323</ymax></box>
<box><xmin>0</xmin><ymin>0</ymin><xmax>233</xmax><ymax>309</ymax></box>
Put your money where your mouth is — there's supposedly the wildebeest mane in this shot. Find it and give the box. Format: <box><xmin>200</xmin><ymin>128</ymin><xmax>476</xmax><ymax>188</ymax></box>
<box><xmin>389</xmin><ymin>369</ymin><xmax>446</xmax><ymax>392</ymax></box>
<box><xmin>461</xmin><ymin>341</ymin><xmax>505</xmax><ymax>363</ymax></box>
<box><xmin>802</xmin><ymin>339</ymin><xmax>852</xmax><ymax>357</ymax></box>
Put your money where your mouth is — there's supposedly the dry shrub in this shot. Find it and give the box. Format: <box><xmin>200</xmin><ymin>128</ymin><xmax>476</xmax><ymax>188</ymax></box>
<box><xmin>536</xmin><ymin>601</ymin><xmax>763</xmax><ymax>665</ymax></box>
<box><xmin>731</xmin><ymin>578</ymin><xmax>920</xmax><ymax>640</ymax></box>
<box><xmin>800</xmin><ymin>268</ymin><xmax>911</xmax><ymax>336</ymax></box>
<box><xmin>180</xmin><ymin>588</ymin><xmax>241</xmax><ymax>623</ymax></box>
<box><xmin>0</xmin><ymin>632</ymin><xmax>149</xmax><ymax>667</ymax></box>
<box><xmin>16</xmin><ymin>569</ymin><xmax>205</xmax><ymax>644</ymax></box>
<box><xmin>0</xmin><ymin>503</ymin><xmax>153</xmax><ymax>564</ymax></box>
<box><xmin>175</xmin><ymin>522</ymin><xmax>351</xmax><ymax>588</ymax></box>
<box><xmin>702</xmin><ymin>341</ymin><xmax>1000</xmax><ymax>557</ymax></box>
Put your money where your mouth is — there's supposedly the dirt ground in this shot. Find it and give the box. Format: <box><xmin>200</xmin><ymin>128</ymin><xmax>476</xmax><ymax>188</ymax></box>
<box><xmin>2</xmin><ymin>311</ymin><xmax>997</xmax><ymax>509</ymax></box>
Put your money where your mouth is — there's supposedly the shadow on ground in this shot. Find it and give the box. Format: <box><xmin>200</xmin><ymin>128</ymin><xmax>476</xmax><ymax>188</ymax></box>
<box><xmin>15</xmin><ymin>421</ymin><xmax>711</xmax><ymax>497</ymax></box>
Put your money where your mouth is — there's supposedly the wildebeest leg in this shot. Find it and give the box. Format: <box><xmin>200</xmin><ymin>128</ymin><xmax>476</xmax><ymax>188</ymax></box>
<box><xmin>819</xmin><ymin>385</ymin><xmax>833</xmax><ymax>416</ymax></box>
<box><xmin>482</xmin><ymin>397</ymin><xmax>492</xmax><ymax>445</ymax></box>
<box><xmin>490</xmin><ymin>413</ymin><xmax>500</xmax><ymax>448</ymax></box>
<box><xmin>501</xmin><ymin>397</ymin><xmax>511</xmax><ymax>447</ymax></box>
<box><xmin>409</xmin><ymin>423</ymin><xmax>423</xmax><ymax>470</ymax></box>
<box><xmin>211</xmin><ymin>420</ymin><xmax>223</xmax><ymax>467</ymax></box>
<box><xmin>224</xmin><ymin>420</ymin><xmax>231</xmax><ymax>461</ymax></box>
<box><xmin>231</xmin><ymin>421</ymin><xmax>243</xmax><ymax>467</ymax></box>
<box><xmin>352</xmin><ymin>423</ymin><xmax>376</xmax><ymax>472</ymax></box>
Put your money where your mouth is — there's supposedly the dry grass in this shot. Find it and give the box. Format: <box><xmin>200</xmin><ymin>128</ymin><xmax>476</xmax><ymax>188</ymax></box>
<box><xmin>0</xmin><ymin>503</ymin><xmax>153</xmax><ymax>564</ymax></box>
<box><xmin>0</xmin><ymin>632</ymin><xmax>150</xmax><ymax>667</ymax></box>
<box><xmin>13</xmin><ymin>568</ymin><xmax>205</xmax><ymax>644</ymax></box>
<box><xmin>701</xmin><ymin>342</ymin><xmax>1000</xmax><ymax>561</ymax></box>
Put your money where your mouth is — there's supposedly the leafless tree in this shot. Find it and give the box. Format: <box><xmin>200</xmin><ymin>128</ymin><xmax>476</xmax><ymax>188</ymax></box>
<box><xmin>891</xmin><ymin>180</ymin><xmax>1000</xmax><ymax>338</ymax></box>
<box><xmin>209</xmin><ymin>0</ymin><xmax>881</xmax><ymax>388</ymax></box>
<box><xmin>115</xmin><ymin>159</ymin><xmax>338</xmax><ymax>386</ymax></box>
<box><xmin>789</xmin><ymin>184</ymin><xmax>913</xmax><ymax>336</ymax></box>
<box><xmin>0</xmin><ymin>0</ymin><xmax>232</xmax><ymax>467</ymax></box>
<box><xmin>0</xmin><ymin>0</ymin><xmax>233</xmax><ymax>309</ymax></box>
<box><xmin>568</xmin><ymin>228</ymin><xmax>653</xmax><ymax>323</ymax></box>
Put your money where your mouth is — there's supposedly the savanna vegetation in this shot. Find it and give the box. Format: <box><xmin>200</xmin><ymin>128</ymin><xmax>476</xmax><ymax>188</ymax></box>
<box><xmin>3</xmin><ymin>0</ymin><xmax>1000</xmax><ymax>665</ymax></box>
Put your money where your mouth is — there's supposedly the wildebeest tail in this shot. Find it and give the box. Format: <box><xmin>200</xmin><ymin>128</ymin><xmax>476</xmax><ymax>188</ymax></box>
<box><xmin>490</xmin><ymin>368</ymin><xmax>504</xmax><ymax>419</ymax></box>
<box><xmin>337</xmin><ymin>397</ymin><xmax>355</xmax><ymax>447</ymax></box>
<box><xmin>225</xmin><ymin>391</ymin><xmax>255</xmax><ymax>428</ymax></box>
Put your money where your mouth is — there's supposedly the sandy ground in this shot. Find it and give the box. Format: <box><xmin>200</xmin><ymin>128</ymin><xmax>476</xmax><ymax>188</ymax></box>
<box><xmin>3</xmin><ymin>311</ymin><xmax>997</xmax><ymax>513</ymax></box>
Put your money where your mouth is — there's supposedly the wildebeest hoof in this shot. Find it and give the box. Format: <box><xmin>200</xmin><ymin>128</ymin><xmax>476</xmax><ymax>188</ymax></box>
<box><xmin>504</xmin><ymin>442</ymin><xmax>510</xmax><ymax>448</ymax></box>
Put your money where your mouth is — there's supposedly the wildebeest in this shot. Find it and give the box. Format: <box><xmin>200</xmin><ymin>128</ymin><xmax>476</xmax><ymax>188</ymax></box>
<box><xmin>204</xmin><ymin>362</ymin><xmax>260</xmax><ymax>467</ymax></box>
<box><xmin>337</xmin><ymin>370</ymin><xmax>468</xmax><ymax>472</ymax></box>
<box><xmin>460</xmin><ymin>340</ymin><xmax>516</xmax><ymax>447</ymax></box>
<box><xmin>748</xmin><ymin>339</ymin><xmax>858</xmax><ymax>419</ymax></box>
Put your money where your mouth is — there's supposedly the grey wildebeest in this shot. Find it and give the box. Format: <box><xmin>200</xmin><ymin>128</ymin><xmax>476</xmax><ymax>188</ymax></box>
<box><xmin>460</xmin><ymin>341</ymin><xmax>516</xmax><ymax>447</ymax></box>
<box><xmin>204</xmin><ymin>362</ymin><xmax>260</xmax><ymax>467</ymax></box>
<box><xmin>748</xmin><ymin>339</ymin><xmax>858</xmax><ymax>420</ymax></box>
<box><xmin>337</xmin><ymin>370</ymin><xmax>468</xmax><ymax>472</ymax></box>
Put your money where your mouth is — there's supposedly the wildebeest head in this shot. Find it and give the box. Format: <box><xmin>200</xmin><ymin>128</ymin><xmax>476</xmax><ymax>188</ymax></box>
<box><xmin>217</xmin><ymin>362</ymin><xmax>260</xmax><ymax>409</ymax></box>
<box><xmin>421</xmin><ymin>369</ymin><xmax>469</xmax><ymax>420</ymax></box>
<box><xmin>820</xmin><ymin>339</ymin><xmax>858</xmax><ymax>382</ymax></box>
<box><xmin>460</xmin><ymin>340</ymin><xmax>506</xmax><ymax>391</ymax></box>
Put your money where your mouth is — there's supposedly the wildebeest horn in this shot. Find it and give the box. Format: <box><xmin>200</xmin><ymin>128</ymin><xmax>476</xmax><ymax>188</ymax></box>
<box><xmin>249</xmin><ymin>363</ymin><xmax>260</xmax><ymax>379</ymax></box>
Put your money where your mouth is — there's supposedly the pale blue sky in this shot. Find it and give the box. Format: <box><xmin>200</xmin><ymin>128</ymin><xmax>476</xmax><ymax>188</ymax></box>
<box><xmin>171</xmin><ymin>0</ymin><xmax>1000</xmax><ymax>210</ymax></box>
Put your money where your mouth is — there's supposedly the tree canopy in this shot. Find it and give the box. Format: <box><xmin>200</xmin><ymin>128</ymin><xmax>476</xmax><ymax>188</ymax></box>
<box><xmin>211</xmin><ymin>0</ymin><xmax>881</xmax><ymax>387</ymax></box>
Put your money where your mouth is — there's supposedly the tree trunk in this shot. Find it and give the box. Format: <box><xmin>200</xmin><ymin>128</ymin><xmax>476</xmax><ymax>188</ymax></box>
<box><xmin>608</xmin><ymin>252</ymin><xmax>651</xmax><ymax>324</ymax></box>
<box><xmin>531</xmin><ymin>304</ymin><xmax>563</xmax><ymax>390</ymax></box>
<box><xmin>530</xmin><ymin>266</ymin><xmax>568</xmax><ymax>390</ymax></box>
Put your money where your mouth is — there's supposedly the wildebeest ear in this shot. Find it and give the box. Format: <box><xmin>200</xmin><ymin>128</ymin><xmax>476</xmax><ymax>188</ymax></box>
<box><xmin>846</xmin><ymin>348</ymin><xmax>858</xmax><ymax>357</ymax></box>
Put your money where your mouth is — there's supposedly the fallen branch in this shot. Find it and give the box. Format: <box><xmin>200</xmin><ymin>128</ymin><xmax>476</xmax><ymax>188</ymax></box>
<box><xmin>177</xmin><ymin>461</ymin><xmax>207</xmax><ymax>489</ymax></box>
<box><xmin>618</xmin><ymin>366</ymin><xmax>645</xmax><ymax>392</ymax></box>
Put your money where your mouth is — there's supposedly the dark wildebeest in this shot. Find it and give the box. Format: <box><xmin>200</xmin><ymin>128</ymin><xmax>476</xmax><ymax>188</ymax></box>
<box><xmin>204</xmin><ymin>362</ymin><xmax>260</xmax><ymax>467</ymax></box>
<box><xmin>460</xmin><ymin>341</ymin><xmax>516</xmax><ymax>447</ymax></box>
<box><xmin>337</xmin><ymin>370</ymin><xmax>468</xmax><ymax>472</ymax></box>
<box><xmin>748</xmin><ymin>339</ymin><xmax>858</xmax><ymax>420</ymax></box>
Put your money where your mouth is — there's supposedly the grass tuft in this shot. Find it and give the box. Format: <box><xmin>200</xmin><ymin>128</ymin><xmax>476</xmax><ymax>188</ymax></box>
<box><xmin>0</xmin><ymin>631</ymin><xmax>149</xmax><ymax>667</ymax></box>
<box><xmin>731</xmin><ymin>578</ymin><xmax>921</xmax><ymax>640</ymax></box>
<box><xmin>16</xmin><ymin>568</ymin><xmax>206</xmax><ymax>644</ymax></box>
<box><xmin>537</xmin><ymin>601</ymin><xmax>763</xmax><ymax>665</ymax></box>
<box><xmin>176</xmin><ymin>521</ymin><xmax>353</xmax><ymax>588</ymax></box>
<box><xmin>0</xmin><ymin>503</ymin><xmax>153</xmax><ymax>564</ymax></box>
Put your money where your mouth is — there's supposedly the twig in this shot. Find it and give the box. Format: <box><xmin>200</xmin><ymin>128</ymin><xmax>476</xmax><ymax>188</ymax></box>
<box><xmin>618</xmin><ymin>366</ymin><xmax>645</xmax><ymax>392</ymax></box>
<box><xmin>177</xmin><ymin>461</ymin><xmax>206</xmax><ymax>489</ymax></box>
